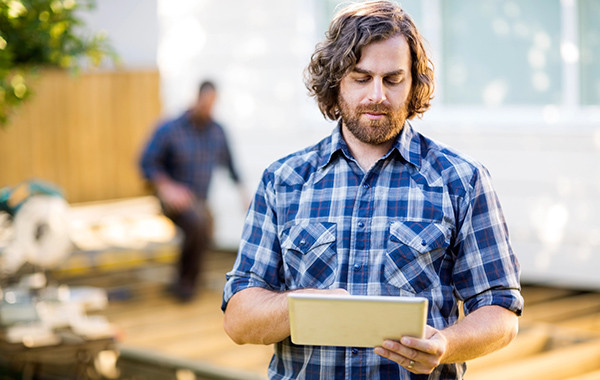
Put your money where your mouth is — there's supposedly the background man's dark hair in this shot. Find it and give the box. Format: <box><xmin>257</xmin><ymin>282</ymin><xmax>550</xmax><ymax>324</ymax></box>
<box><xmin>305</xmin><ymin>0</ymin><xmax>435</xmax><ymax>120</ymax></box>
<box><xmin>199</xmin><ymin>80</ymin><xmax>216</xmax><ymax>94</ymax></box>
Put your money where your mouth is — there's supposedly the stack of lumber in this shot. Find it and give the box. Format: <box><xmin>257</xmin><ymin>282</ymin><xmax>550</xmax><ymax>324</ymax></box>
<box><xmin>56</xmin><ymin>196</ymin><xmax>179</xmax><ymax>276</ymax></box>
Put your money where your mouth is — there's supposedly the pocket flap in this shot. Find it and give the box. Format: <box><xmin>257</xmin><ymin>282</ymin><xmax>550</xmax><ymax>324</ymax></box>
<box><xmin>389</xmin><ymin>221</ymin><xmax>449</xmax><ymax>253</ymax></box>
<box><xmin>281</xmin><ymin>222</ymin><xmax>336</xmax><ymax>254</ymax></box>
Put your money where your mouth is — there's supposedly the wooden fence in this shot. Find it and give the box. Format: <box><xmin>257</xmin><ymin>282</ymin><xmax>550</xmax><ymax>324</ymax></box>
<box><xmin>0</xmin><ymin>69</ymin><xmax>161</xmax><ymax>203</ymax></box>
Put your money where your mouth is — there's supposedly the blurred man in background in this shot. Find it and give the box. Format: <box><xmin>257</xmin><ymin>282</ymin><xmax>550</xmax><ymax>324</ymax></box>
<box><xmin>140</xmin><ymin>80</ymin><xmax>244</xmax><ymax>302</ymax></box>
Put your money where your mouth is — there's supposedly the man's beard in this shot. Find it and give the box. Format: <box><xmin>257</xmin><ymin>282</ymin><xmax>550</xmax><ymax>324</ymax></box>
<box><xmin>338</xmin><ymin>94</ymin><xmax>408</xmax><ymax>145</ymax></box>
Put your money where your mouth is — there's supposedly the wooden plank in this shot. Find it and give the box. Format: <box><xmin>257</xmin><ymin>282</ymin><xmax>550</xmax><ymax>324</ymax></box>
<box><xmin>558</xmin><ymin>313</ymin><xmax>600</xmax><ymax>335</ymax></box>
<box><xmin>157</xmin><ymin>329</ymin><xmax>237</xmax><ymax>358</ymax></box>
<box><xmin>109</xmin><ymin>298</ymin><xmax>223</xmax><ymax>331</ymax></box>
<box><xmin>205</xmin><ymin>344</ymin><xmax>272</xmax><ymax>376</ymax></box>
<box><xmin>115</xmin><ymin>70</ymin><xmax>162</xmax><ymax>198</ymax></box>
<box><xmin>466</xmin><ymin>339</ymin><xmax>600</xmax><ymax>380</ymax></box>
<box><xmin>521</xmin><ymin>285</ymin><xmax>580</xmax><ymax>305</ymax></box>
<box><xmin>65</xmin><ymin>71</ymin><xmax>85</xmax><ymax>201</ymax></box>
<box><xmin>123</xmin><ymin>317</ymin><xmax>224</xmax><ymax>347</ymax></box>
<box><xmin>118</xmin><ymin>345</ymin><xmax>265</xmax><ymax>380</ymax></box>
<box><xmin>566</xmin><ymin>369</ymin><xmax>600</xmax><ymax>380</ymax></box>
<box><xmin>521</xmin><ymin>293</ymin><xmax>600</xmax><ymax>323</ymax></box>
<box><xmin>0</xmin><ymin>85</ymin><xmax>34</xmax><ymax>186</ymax></box>
<box><xmin>466</xmin><ymin>325</ymin><xmax>550</xmax><ymax>371</ymax></box>
<box><xmin>0</xmin><ymin>69</ymin><xmax>160</xmax><ymax>203</ymax></box>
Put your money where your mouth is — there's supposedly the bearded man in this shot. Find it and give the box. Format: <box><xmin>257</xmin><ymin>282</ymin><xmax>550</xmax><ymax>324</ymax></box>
<box><xmin>222</xmin><ymin>1</ymin><xmax>523</xmax><ymax>378</ymax></box>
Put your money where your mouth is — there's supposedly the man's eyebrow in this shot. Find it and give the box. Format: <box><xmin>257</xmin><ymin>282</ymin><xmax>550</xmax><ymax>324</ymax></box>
<box><xmin>351</xmin><ymin>67</ymin><xmax>406</xmax><ymax>77</ymax></box>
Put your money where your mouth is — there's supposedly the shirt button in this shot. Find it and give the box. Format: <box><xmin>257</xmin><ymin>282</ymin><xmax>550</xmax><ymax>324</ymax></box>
<box><xmin>299</xmin><ymin>239</ymin><xmax>306</xmax><ymax>246</ymax></box>
<box><xmin>421</xmin><ymin>239</ymin><xmax>427</xmax><ymax>246</ymax></box>
<box><xmin>351</xmin><ymin>348</ymin><xmax>359</xmax><ymax>355</ymax></box>
<box><xmin>363</xmin><ymin>184</ymin><xmax>369</xmax><ymax>189</ymax></box>
<box><xmin>353</xmin><ymin>264</ymin><xmax>361</xmax><ymax>271</ymax></box>
<box><xmin>358</xmin><ymin>221</ymin><xmax>365</xmax><ymax>228</ymax></box>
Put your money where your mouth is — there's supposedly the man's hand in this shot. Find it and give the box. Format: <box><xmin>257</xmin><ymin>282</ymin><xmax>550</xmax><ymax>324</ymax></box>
<box><xmin>374</xmin><ymin>305</ymin><xmax>518</xmax><ymax>373</ymax></box>
<box><xmin>374</xmin><ymin>325</ymin><xmax>447</xmax><ymax>374</ymax></box>
<box><xmin>157</xmin><ymin>179</ymin><xmax>193</xmax><ymax>213</ymax></box>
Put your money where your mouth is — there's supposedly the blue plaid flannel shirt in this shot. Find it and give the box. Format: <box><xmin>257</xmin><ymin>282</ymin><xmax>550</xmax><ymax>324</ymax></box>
<box><xmin>140</xmin><ymin>111</ymin><xmax>240</xmax><ymax>200</ymax></box>
<box><xmin>222</xmin><ymin>122</ymin><xmax>523</xmax><ymax>380</ymax></box>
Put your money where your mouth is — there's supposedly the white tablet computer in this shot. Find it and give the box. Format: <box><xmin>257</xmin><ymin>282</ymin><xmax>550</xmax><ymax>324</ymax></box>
<box><xmin>288</xmin><ymin>293</ymin><xmax>428</xmax><ymax>348</ymax></box>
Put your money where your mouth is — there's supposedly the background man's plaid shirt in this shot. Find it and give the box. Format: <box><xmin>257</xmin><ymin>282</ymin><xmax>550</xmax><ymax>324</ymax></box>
<box><xmin>223</xmin><ymin>123</ymin><xmax>523</xmax><ymax>379</ymax></box>
<box><xmin>140</xmin><ymin>111</ymin><xmax>240</xmax><ymax>200</ymax></box>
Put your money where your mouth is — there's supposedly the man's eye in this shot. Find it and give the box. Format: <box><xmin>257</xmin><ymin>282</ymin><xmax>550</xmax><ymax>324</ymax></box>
<box><xmin>386</xmin><ymin>77</ymin><xmax>403</xmax><ymax>85</ymax></box>
<box><xmin>354</xmin><ymin>77</ymin><xmax>370</xmax><ymax>83</ymax></box>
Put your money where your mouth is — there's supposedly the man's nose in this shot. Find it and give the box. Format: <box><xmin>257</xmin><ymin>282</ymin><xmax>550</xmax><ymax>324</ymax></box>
<box><xmin>367</xmin><ymin>78</ymin><xmax>386</xmax><ymax>104</ymax></box>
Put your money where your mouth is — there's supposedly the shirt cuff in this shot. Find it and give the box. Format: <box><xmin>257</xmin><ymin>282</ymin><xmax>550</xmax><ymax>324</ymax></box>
<box><xmin>463</xmin><ymin>287</ymin><xmax>524</xmax><ymax>317</ymax></box>
<box><xmin>221</xmin><ymin>274</ymin><xmax>275</xmax><ymax>312</ymax></box>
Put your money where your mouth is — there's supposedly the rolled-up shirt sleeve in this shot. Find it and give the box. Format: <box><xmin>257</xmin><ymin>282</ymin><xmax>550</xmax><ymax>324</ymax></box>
<box><xmin>452</xmin><ymin>166</ymin><xmax>524</xmax><ymax>316</ymax></box>
<box><xmin>221</xmin><ymin>169</ymin><xmax>284</xmax><ymax>311</ymax></box>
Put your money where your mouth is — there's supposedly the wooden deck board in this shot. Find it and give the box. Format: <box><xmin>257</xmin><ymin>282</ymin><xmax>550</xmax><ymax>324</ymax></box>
<box><xmin>521</xmin><ymin>292</ymin><xmax>600</xmax><ymax>323</ymax></box>
<box><xmin>520</xmin><ymin>286</ymin><xmax>580</xmax><ymax>305</ymax></box>
<box><xmin>566</xmin><ymin>369</ymin><xmax>600</xmax><ymax>380</ymax></box>
<box><xmin>466</xmin><ymin>338</ymin><xmax>600</xmax><ymax>380</ymax></box>
<box><xmin>558</xmin><ymin>313</ymin><xmax>600</xmax><ymax>335</ymax></box>
<box><xmin>466</xmin><ymin>324</ymin><xmax>551</xmax><ymax>372</ymax></box>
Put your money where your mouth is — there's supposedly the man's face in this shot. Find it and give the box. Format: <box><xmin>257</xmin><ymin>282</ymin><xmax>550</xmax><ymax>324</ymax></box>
<box><xmin>192</xmin><ymin>89</ymin><xmax>217</xmax><ymax>124</ymax></box>
<box><xmin>338</xmin><ymin>34</ymin><xmax>412</xmax><ymax>145</ymax></box>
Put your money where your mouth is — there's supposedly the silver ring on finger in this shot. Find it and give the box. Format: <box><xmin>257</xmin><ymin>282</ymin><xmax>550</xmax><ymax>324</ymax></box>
<box><xmin>407</xmin><ymin>360</ymin><xmax>415</xmax><ymax>369</ymax></box>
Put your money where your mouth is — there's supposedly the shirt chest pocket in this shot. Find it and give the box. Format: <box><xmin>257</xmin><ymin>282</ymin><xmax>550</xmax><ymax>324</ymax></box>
<box><xmin>280</xmin><ymin>222</ymin><xmax>337</xmax><ymax>289</ymax></box>
<box><xmin>384</xmin><ymin>221</ymin><xmax>450</xmax><ymax>294</ymax></box>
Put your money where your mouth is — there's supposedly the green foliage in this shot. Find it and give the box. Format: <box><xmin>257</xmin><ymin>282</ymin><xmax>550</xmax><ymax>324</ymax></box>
<box><xmin>0</xmin><ymin>0</ymin><xmax>116</xmax><ymax>126</ymax></box>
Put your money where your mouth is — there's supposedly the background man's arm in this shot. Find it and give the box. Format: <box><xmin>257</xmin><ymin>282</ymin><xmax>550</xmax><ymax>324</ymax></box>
<box><xmin>151</xmin><ymin>173</ymin><xmax>193</xmax><ymax>213</ymax></box>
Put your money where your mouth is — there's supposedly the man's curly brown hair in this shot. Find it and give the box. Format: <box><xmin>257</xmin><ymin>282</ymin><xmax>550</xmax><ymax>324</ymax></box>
<box><xmin>305</xmin><ymin>0</ymin><xmax>434</xmax><ymax>121</ymax></box>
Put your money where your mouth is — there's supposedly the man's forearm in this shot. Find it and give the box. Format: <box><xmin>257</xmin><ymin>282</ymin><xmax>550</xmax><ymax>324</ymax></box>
<box><xmin>223</xmin><ymin>287</ymin><xmax>290</xmax><ymax>345</ymax></box>
<box><xmin>223</xmin><ymin>287</ymin><xmax>350</xmax><ymax>345</ymax></box>
<box><xmin>440</xmin><ymin>305</ymin><xmax>519</xmax><ymax>363</ymax></box>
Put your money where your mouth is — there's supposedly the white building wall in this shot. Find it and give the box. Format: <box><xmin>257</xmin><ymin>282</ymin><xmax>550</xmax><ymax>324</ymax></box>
<box><xmin>80</xmin><ymin>0</ymin><xmax>159</xmax><ymax>68</ymax></box>
<box><xmin>418</xmin><ymin>109</ymin><xmax>600</xmax><ymax>290</ymax></box>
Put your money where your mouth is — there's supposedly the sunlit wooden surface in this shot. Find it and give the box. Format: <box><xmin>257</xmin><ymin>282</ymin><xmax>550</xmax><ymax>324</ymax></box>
<box><xmin>467</xmin><ymin>286</ymin><xmax>600</xmax><ymax>380</ymax></box>
<box><xmin>0</xmin><ymin>69</ymin><xmax>161</xmax><ymax>203</ymax></box>
<box><xmin>53</xmin><ymin>249</ymin><xmax>600</xmax><ymax>380</ymax></box>
<box><xmin>58</xmin><ymin>250</ymin><xmax>273</xmax><ymax>379</ymax></box>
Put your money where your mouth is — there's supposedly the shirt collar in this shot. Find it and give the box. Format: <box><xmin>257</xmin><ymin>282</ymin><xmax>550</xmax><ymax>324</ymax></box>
<box><xmin>319</xmin><ymin>120</ymin><xmax>422</xmax><ymax>169</ymax></box>
<box><xmin>395</xmin><ymin>121</ymin><xmax>422</xmax><ymax>169</ymax></box>
<box><xmin>318</xmin><ymin>122</ymin><xmax>351</xmax><ymax>169</ymax></box>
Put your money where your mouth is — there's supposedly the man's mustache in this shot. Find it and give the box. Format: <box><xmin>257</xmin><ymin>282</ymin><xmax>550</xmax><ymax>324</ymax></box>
<box><xmin>357</xmin><ymin>104</ymin><xmax>391</xmax><ymax>114</ymax></box>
